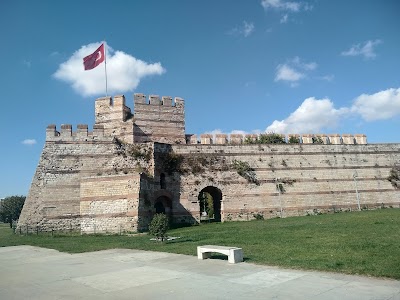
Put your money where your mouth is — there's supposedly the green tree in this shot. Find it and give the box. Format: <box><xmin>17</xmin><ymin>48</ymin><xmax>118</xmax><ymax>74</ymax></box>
<box><xmin>0</xmin><ymin>196</ymin><xmax>26</xmax><ymax>228</ymax></box>
<box><xmin>288</xmin><ymin>136</ymin><xmax>300</xmax><ymax>144</ymax></box>
<box><xmin>199</xmin><ymin>192</ymin><xmax>214</xmax><ymax>218</ymax></box>
<box><xmin>258</xmin><ymin>133</ymin><xmax>286</xmax><ymax>144</ymax></box>
<box><xmin>244</xmin><ymin>133</ymin><xmax>286</xmax><ymax>144</ymax></box>
<box><xmin>148</xmin><ymin>213</ymin><xmax>169</xmax><ymax>241</ymax></box>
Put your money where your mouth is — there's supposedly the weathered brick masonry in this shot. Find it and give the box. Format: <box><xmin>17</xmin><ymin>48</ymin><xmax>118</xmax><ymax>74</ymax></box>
<box><xmin>17</xmin><ymin>94</ymin><xmax>400</xmax><ymax>233</ymax></box>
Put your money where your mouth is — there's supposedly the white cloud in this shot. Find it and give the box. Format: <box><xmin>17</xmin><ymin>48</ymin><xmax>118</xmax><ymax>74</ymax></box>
<box><xmin>351</xmin><ymin>88</ymin><xmax>400</xmax><ymax>121</ymax></box>
<box><xmin>228</xmin><ymin>21</ymin><xmax>255</xmax><ymax>37</ymax></box>
<box><xmin>275</xmin><ymin>57</ymin><xmax>317</xmax><ymax>86</ymax></box>
<box><xmin>261</xmin><ymin>0</ymin><xmax>312</xmax><ymax>12</ymax></box>
<box><xmin>22</xmin><ymin>139</ymin><xmax>37</xmax><ymax>145</ymax></box>
<box><xmin>266</xmin><ymin>97</ymin><xmax>348</xmax><ymax>133</ymax></box>
<box><xmin>53</xmin><ymin>42</ymin><xmax>166</xmax><ymax>97</ymax></box>
<box><xmin>261</xmin><ymin>0</ymin><xmax>301</xmax><ymax>12</ymax></box>
<box><xmin>205</xmin><ymin>129</ymin><xmax>223</xmax><ymax>135</ymax></box>
<box><xmin>280</xmin><ymin>14</ymin><xmax>288</xmax><ymax>23</ymax></box>
<box><xmin>231</xmin><ymin>130</ymin><xmax>248</xmax><ymax>135</ymax></box>
<box><xmin>275</xmin><ymin>64</ymin><xmax>304</xmax><ymax>82</ymax></box>
<box><xmin>341</xmin><ymin>39</ymin><xmax>382</xmax><ymax>59</ymax></box>
<box><xmin>265</xmin><ymin>87</ymin><xmax>400</xmax><ymax>134</ymax></box>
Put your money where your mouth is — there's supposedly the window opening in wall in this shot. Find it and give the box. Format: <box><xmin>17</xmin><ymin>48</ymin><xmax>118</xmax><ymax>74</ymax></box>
<box><xmin>160</xmin><ymin>173</ymin><xmax>166</xmax><ymax>189</ymax></box>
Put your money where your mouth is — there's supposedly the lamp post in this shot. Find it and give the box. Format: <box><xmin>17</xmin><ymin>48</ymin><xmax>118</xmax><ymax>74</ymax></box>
<box><xmin>353</xmin><ymin>171</ymin><xmax>361</xmax><ymax>211</ymax></box>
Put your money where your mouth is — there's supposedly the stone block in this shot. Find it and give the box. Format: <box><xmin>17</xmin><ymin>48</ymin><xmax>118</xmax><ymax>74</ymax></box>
<box><xmin>302</xmin><ymin>134</ymin><xmax>313</xmax><ymax>144</ymax></box>
<box><xmin>328</xmin><ymin>134</ymin><xmax>341</xmax><ymax>144</ymax></box>
<box><xmin>354</xmin><ymin>134</ymin><xmax>367</xmax><ymax>145</ymax></box>
<box><xmin>215</xmin><ymin>134</ymin><xmax>228</xmax><ymax>145</ymax></box>
<box><xmin>162</xmin><ymin>96</ymin><xmax>173</xmax><ymax>106</ymax></box>
<box><xmin>149</xmin><ymin>95</ymin><xmax>161</xmax><ymax>105</ymax></box>
<box><xmin>200</xmin><ymin>134</ymin><xmax>213</xmax><ymax>144</ymax></box>
<box><xmin>230</xmin><ymin>134</ymin><xmax>243</xmax><ymax>144</ymax></box>
<box><xmin>342</xmin><ymin>134</ymin><xmax>355</xmax><ymax>145</ymax></box>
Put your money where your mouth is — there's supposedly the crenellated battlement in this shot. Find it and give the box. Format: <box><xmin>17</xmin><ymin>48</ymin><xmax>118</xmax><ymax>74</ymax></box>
<box><xmin>45</xmin><ymin>124</ymin><xmax>111</xmax><ymax>142</ymax></box>
<box><xmin>186</xmin><ymin>133</ymin><xmax>367</xmax><ymax>145</ymax></box>
<box><xmin>133</xmin><ymin>93</ymin><xmax>186</xmax><ymax>144</ymax></box>
<box><xmin>134</xmin><ymin>93</ymin><xmax>184</xmax><ymax>107</ymax></box>
<box><xmin>95</xmin><ymin>95</ymin><xmax>133</xmax><ymax>124</ymax></box>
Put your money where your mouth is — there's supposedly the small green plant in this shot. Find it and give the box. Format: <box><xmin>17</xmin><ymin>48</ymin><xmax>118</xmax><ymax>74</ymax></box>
<box><xmin>128</xmin><ymin>145</ymin><xmax>152</xmax><ymax>162</ymax></box>
<box><xmin>313</xmin><ymin>136</ymin><xmax>324</xmax><ymax>144</ymax></box>
<box><xmin>387</xmin><ymin>166</ymin><xmax>400</xmax><ymax>189</ymax></box>
<box><xmin>253</xmin><ymin>213</ymin><xmax>264</xmax><ymax>220</ymax></box>
<box><xmin>162</xmin><ymin>152</ymin><xmax>184</xmax><ymax>175</ymax></box>
<box><xmin>276</xmin><ymin>183</ymin><xmax>285</xmax><ymax>193</ymax></box>
<box><xmin>148</xmin><ymin>214</ymin><xmax>169</xmax><ymax>241</ymax></box>
<box><xmin>244</xmin><ymin>133</ymin><xmax>286</xmax><ymax>144</ymax></box>
<box><xmin>231</xmin><ymin>160</ymin><xmax>260</xmax><ymax>185</ymax></box>
<box><xmin>288</xmin><ymin>136</ymin><xmax>300</xmax><ymax>144</ymax></box>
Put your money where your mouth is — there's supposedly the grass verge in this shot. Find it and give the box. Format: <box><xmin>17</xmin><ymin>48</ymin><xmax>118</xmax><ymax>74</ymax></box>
<box><xmin>1</xmin><ymin>209</ymin><xmax>399</xmax><ymax>279</ymax></box>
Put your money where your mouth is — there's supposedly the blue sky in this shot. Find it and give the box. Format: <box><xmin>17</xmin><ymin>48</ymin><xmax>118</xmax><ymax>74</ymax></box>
<box><xmin>1</xmin><ymin>0</ymin><xmax>399</xmax><ymax>197</ymax></box>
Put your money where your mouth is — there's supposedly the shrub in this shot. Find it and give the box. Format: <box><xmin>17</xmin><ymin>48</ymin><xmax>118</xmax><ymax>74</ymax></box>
<box><xmin>148</xmin><ymin>213</ymin><xmax>169</xmax><ymax>241</ymax></box>
<box><xmin>244</xmin><ymin>133</ymin><xmax>286</xmax><ymax>144</ymax></box>
<box><xmin>387</xmin><ymin>165</ymin><xmax>400</xmax><ymax>189</ymax></box>
<box><xmin>288</xmin><ymin>136</ymin><xmax>300</xmax><ymax>143</ymax></box>
<box><xmin>162</xmin><ymin>152</ymin><xmax>184</xmax><ymax>175</ymax></box>
<box><xmin>313</xmin><ymin>137</ymin><xmax>324</xmax><ymax>144</ymax></box>
<box><xmin>231</xmin><ymin>160</ymin><xmax>260</xmax><ymax>185</ymax></box>
<box><xmin>253</xmin><ymin>213</ymin><xmax>264</xmax><ymax>220</ymax></box>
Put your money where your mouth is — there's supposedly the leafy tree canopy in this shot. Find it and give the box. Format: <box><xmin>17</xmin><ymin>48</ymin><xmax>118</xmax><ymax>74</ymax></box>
<box><xmin>0</xmin><ymin>195</ymin><xmax>26</xmax><ymax>228</ymax></box>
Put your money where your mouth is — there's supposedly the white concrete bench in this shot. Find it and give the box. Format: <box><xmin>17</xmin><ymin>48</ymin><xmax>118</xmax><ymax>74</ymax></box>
<box><xmin>197</xmin><ymin>245</ymin><xmax>243</xmax><ymax>264</ymax></box>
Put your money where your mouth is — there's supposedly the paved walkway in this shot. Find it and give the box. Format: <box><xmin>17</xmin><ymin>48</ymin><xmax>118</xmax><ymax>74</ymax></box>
<box><xmin>0</xmin><ymin>246</ymin><xmax>399</xmax><ymax>299</ymax></box>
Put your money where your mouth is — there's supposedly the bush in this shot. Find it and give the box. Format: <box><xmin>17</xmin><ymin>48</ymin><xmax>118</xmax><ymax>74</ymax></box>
<box><xmin>0</xmin><ymin>196</ymin><xmax>25</xmax><ymax>228</ymax></box>
<box><xmin>244</xmin><ymin>133</ymin><xmax>286</xmax><ymax>144</ymax></box>
<box><xmin>231</xmin><ymin>160</ymin><xmax>260</xmax><ymax>185</ymax></box>
<box><xmin>253</xmin><ymin>213</ymin><xmax>264</xmax><ymax>220</ymax></box>
<box><xmin>148</xmin><ymin>213</ymin><xmax>169</xmax><ymax>241</ymax></box>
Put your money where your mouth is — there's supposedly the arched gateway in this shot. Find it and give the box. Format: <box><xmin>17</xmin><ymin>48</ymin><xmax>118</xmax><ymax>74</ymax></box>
<box><xmin>154</xmin><ymin>196</ymin><xmax>172</xmax><ymax>215</ymax></box>
<box><xmin>198</xmin><ymin>186</ymin><xmax>222</xmax><ymax>222</ymax></box>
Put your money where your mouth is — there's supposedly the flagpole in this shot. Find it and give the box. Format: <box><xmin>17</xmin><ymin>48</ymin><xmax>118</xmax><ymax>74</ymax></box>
<box><xmin>104</xmin><ymin>41</ymin><xmax>108</xmax><ymax>97</ymax></box>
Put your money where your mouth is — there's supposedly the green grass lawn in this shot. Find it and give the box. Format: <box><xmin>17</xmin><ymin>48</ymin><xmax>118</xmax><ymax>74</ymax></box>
<box><xmin>1</xmin><ymin>209</ymin><xmax>400</xmax><ymax>279</ymax></box>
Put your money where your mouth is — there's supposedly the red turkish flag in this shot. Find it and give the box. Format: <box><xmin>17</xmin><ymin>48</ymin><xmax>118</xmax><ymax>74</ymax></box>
<box><xmin>83</xmin><ymin>44</ymin><xmax>105</xmax><ymax>70</ymax></box>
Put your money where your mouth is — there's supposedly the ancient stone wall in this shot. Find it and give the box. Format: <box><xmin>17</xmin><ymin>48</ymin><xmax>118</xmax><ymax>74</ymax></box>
<box><xmin>17</xmin><ymin>125</ymin><xmax>155</xmax><ymax>232</ymax></box>
<box><xmin>133</xmin><ymin>94</ymin><xmax>185</xmax><ymax>144</ymax></box>
<box><xmin>80</xmin><ymin>174</ymin><xmax>141</xmax><ymax>233</ymax></box>
<box><xmin>171</xmin><ymin>143</ymin><xmax>400</xmax><ymax>222</ymax></box>
<box><xmin>95</xmin><ymin>95</ymin><xmax>134</xmax><ymax>143</ymax></box>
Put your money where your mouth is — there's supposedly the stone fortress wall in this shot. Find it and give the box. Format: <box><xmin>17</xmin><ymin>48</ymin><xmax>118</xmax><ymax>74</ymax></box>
<box><xmin>172</xmin><ymin>143</ymin><xmax>399</xmax><ymax>223</ymax></box>
<box><xmin>17</xmin><ymin>94</ymin><xmax>400</xmax><ymax>233</ymax></box>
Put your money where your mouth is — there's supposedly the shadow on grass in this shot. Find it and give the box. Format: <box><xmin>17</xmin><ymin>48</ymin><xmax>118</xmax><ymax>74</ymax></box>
<box><xmin>165</xmin><ymin>238</ymin><xmax>195</xmax><ymax>243</ymax></box>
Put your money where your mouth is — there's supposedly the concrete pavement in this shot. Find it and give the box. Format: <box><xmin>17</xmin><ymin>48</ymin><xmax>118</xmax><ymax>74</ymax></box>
<box><xmin>0</xmin><ymin>245</ymin><xmax>399</xmax><ymax>299</ymax></box>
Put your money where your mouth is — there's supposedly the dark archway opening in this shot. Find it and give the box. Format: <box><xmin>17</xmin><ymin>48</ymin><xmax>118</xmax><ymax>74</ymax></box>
<box><xmin>198</xmin><ymin>186</ymin><xmax>222</xmax><ymax>222</ymax></box>
<box><xmin>154</xmin><ymin>201</ymin><xmax>165</xmax><ymax>214</ymax></box>
<box><xmin>154</xmin><ymin>196</ymin><xmax>172</xmax><ymax>215</ymax></box>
